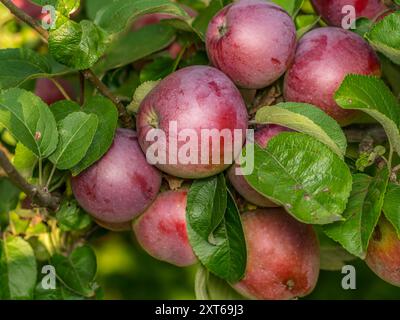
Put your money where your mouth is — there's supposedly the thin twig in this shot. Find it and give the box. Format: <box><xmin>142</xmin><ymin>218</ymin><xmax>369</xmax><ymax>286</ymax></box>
<box><xmin>0</xmin><ymin>0</ymin><xmax>133</xmax><ymax>128</ymax></box>
<box><xmin>81</xmin><ymin>69</ymin><xmax>133</xmax><ymax>128</ymax></box>
<box><xmin>0</xmin><ymin>0</ymin><xmax>48</xmax><ymax>41</ymax></box>
<box><xmin>79</xmin><ymin>72</ymin><xmax>85</xmax><ymax>106</ymax></box>
<box><xmin>50</xmin><ymin>78</ymin><xmax>72</xmax><ymax>101</ymax></box>
<box><xmin>0</xmin><ymin>146</ymin><xmax>60</xmax><ymax>211</ymax></box>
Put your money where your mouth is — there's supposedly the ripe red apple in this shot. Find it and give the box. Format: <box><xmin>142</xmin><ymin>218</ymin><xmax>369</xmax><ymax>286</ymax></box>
<box><xmin>35</xmin><ymin>78</ymin><xmax>76</xmax><ymax>105</ymax></box>
<box><xmin>12</xmin><ymin>0</ymin><xmax>42</xmax><ymax>19</ymax></box>
<box><xmin>133</xmin><ymin>190</ymin><xmax>197</xmax><ymax>267</ymax></box>
<box><xmin>228</xmin><ymin>125</ymin><xmax>288</xmax><ymax>207</ymax></box>
<box><xmin>71</xmin><ymin>129</ymin><xmax>162</xmax><ymax>224</ymax></box>
<box><xmin>284</xmin><ymin>27</ymin><xmax>381</xmax><ymax>124</ymax></box>
<box><xmin>232</xmin><ymin>209</ymin><xmax>320</xmax><ymax>300</ymax></box>
<box><xmin>311</xmin><ymin>0</ymin><xmax>388</xmax><ymax>27</ymax></box>
<box><xmin>366</xmin><ymin>217</ymin><xmax>400</xmax><ymax>287</ymax></box>
<box><xmin>136</xmin><ymin>66</ymin><xmax>248</xmax><ymax>179</ymax></box>
<box><xmin>206</xmin><ymin>0</ymin><xmax>297</xmax><ymax>89</ymax></box>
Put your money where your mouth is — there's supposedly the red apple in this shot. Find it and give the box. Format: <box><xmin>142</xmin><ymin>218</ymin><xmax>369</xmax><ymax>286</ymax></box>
<box><xmin>133</xmin><ymin>189</ymin><xmax>197</xmax><ymax>267</ymax></box>
<box><xmin>136</xmin><ymin>66</ymin><xmax>248</xmax><ymax>179</ymax></box>
<box><xmin>311</xmin><ymin>0</ymin><xmax>388</xmax><ymax>27</ymax></box>
<box><xmin>233</xmin><ymin>209</ymin><xmax>320</xmax><ymax>300</ymax></box>
<box><xmin>71</xmin><ymin>129</ymin><xmax>162</xmax><ymax>224</ymax></box>
<box><xmin>228</xmin><ymin>125</ymin><xmax>288</xmax><ymax>207</ymax></box>
<box><xmin>35</xmin><ymin>78</ymin><xmax>76</xmax><ymax>105</ymax></box>
<box><xmin>206</xmin><ymin>0</ymin><xmax>297</xmax><ymax>89</ymax></box>
<box><xmin>284</xmin><ymin>27</ymin><xmax>381</xmax><ymax>124</ymax></box>
<box><xmin>12</xmin><ymin>0</ymin><xmax>42</xmax><ymax>19</ymax></box>
<box><xmin>366</xmin><ymin>217</ymin><xmax>400</xmax><ymax>287</ymax></box>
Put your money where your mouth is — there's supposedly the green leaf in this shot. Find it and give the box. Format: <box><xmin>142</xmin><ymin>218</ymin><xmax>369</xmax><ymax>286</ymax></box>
<box><xmin>243</xmin><ymin>133</ymin><xmax>352</xmax><ymax>224</ymax></box>
<box><xmin>49</xmin><ymin>19</ymin><xmax>108</xmax><ymax>70</ymax></box>
<box><xmin>71</xmin><ymin>96</ymin><xmax>118</xmax><ymax>176</ymax></box>
<box><xmin>366</xmin><ymin>12</ymin><xmax>400</xmax><ymax>65</ymax></box>
<box><xmin>187</xmin><ymin>176</ymin><xmax>246</xmax><ymax>283</ymax></box>
<box><xmin>127</xmin><ymin>80</ymin><xmax>160</xmax><ymax>114</ymax></box>
<box><xmin>255</xmin><ymin>102</ymin><xmax>347</xmax><ymax>158</ymax></box>
<box><xmin>194</xmin><ymin>265</ymin><xmax>245</xmax><ymax>300</ymax></box>
<box><xmin>0</xmin><ymin>49</ymin><xmax>72</xmax><ymax>90</ymax></box>
<box><xmin>140</xmin><ymin>57</ymin><xmax>175</xmax><ymax>82</ymax></box>
<box><xmin>0</xmin><ymin>48</ymin><xmax>50</xmax><ymax>89</ymax></box>
<box><xmin>335</xmin><ymin>75</ymin><xmax>400</xmax><ymax>156</ymax></box>
<box><xmin>383</xmin><ymin>182</ymin><xmax>400</xmax><ymax>238</ymax></box>
<box><xmin>0</xmin><ymin>236</ymin><xmax>37</xmax><ymax>299</ymax></box>
<box><xmin>95</xmin><ymin>24</ymin><xmax>176</xmax><ymax>73</ymax></box>
<box><xmin>50</xmin><ymin>245</ymin><xmax>97</xmax><ymax>297</ymax></box>
<box><xmin>34</xmin><ymin>282</ymin><xmax>84</xmax><ymax>300</ymax></box>
<box><xmin>296</xmin><ymin>14</ymin><xmax>320</xmax><ymax>39</ymax></box>
<box><xmin>56</xmin><ymin>200</ymin><xmax>91</xmax><ymax>231</ymax></box>
<box><xmin>325</xmin><ymin>167</ymin><xmax>389</xmax><ymax>259</ymax></box>
<box><xmin>0</xmin><ymin>88</ymin><xmax>58</xmax><ymax>158</ymax></box>
<box><xmin>49</xmin><ymin>112</ymin><xmax>98</xmax><ymax>170</ymax></box>
<box><xmin>13</xmin><ymin>143</ymin><xmax>38</xmax><ymax>179</ymax></box>
<box><xmin>85</xmin><ymin>0</ymin><xmax>110</xmax><ymax>20</ymax></box>
<box><xmin>0</xmin><ymin>178</ymin><xmax>20</xmax><ymax>215</ymax></box>
<box><xmin>50</xmin><ymin>100</ymin><xmax>81</xmax><ymax>123</ymax></box>
<box><xmin>31</xmin><ymin>0</ymin><xmax>80</xmax><ymax>16</ymax></box>
<box><xmin>192</xmin><ymin>0</ymin><xmax>224</xmax><ymax>41</ymax></box>
<box><xmin>95</xmin><ymin>0</ymin><xmax>190</xmax><ymax>34</ymax></box>
<box><xmin>271</xmin><ymin>0</ymin><xmax>304</xmax><ymax>17</ymax></box>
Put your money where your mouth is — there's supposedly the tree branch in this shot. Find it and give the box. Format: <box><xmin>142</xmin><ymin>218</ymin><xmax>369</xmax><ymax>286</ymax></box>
<box><xmin>0</xmin><ymin>146</ymin><xmax>60</xmax><ymax>211</ymax></box>
<box><xmin>0</xmin><ymin>0</ymin><xmax>48</xmax><ymax>41</ymax></box>
<box><xmin>81</xmin><ymin>69</ymin><xmax>133</xmax><ymax>128</ymax></box>
<box><xmin>0</xmin><ymin>0</ymin><xmax>133</xmax><ymax>128</ymax></box>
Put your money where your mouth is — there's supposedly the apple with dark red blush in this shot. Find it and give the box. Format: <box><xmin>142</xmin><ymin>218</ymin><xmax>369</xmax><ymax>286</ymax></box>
<box><xmin>71</xmin><ymin>129</ymin><xmax>162</xmax><ymax>224</ymax></box>
<box><xmin>133</xmin><ymin>189</ymin><xmax>197</xmax><ymax>267</ymax></box>
<box><xmin>206</xmin><ymin>0</ymin><xmax>297</xmax><ymax>89</ymax></box>
<box><xmin>284</xmin><ymin>27</ymin><xmax>381</xmax><ymax>124</ymax></box>
<box><xmin>136</xmin><ymin>66</ymin><xmax>248</xmax><ymax>179</ymax></box>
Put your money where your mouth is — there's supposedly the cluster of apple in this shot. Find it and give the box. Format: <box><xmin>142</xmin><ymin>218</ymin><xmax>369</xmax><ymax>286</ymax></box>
<box><xmin>28</xmin><ymin>0</ymin><xmax>399</xmax><ymax>299</ymax></box>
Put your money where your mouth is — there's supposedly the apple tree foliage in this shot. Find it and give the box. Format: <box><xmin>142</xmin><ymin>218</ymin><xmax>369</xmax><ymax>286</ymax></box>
<box><xmin>0</xmin><ymin>0</ymin><xmax>399</xmax><ymax>300</ymax></box>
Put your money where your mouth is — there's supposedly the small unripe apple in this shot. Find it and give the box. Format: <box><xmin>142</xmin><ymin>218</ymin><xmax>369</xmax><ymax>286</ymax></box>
<box><xmin>311</xmin><ymin>0</ymin><xmax>388</xmax><ymax>27</ymax></box>
<box><xmin>136</xmin><ymin>66</ymin><xmax>248</xmax><ymax>179</ymax></box>
<box><xmin>228</xmin><ymin>125</ymin><xmax>288</xmax><ymax>207</ymax></box>
<box><xmin>71</xmin><ymin>129</ymin><xmax>162</xmax><ymax>224</ymax></box>
<box><xmin>35</xmin><ymin>78</ymin><xmax>76</xmax><ymax>105</ymax></box>
<box><xmin>133</xmin><ymin>190</ymin><xmax>197</xmax><ymax>267</ymax></box>
<box><xmin>233</xmin><ymin>208</ymin><xmax>320</xmax><ymax>300</ymax></box>
<box><xmin>206</xmin><ymin>0</ymin><xmax>297</xmax><ymax>89</ymax></box>
<box><xmin>284</xmin><ymin>27</ymin><xmax>381</xmax><ymax>124</ymax></box>
<box><xmin>366</xmin><ymin>217</ymin><xmax>400</xmax><ymax>287</ymax></box>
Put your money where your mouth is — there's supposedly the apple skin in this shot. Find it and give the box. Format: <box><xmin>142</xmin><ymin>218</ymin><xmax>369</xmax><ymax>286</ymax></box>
<box><xmin>71</xmin><ymin>129</ymin><xmax>162</xmax><ymax>224</ymax></box>
<box><xmin>136</xmin><ymin>65</ymin><xmax>248</xmax><ymax>179</ymax></box>
<box><xmin>228</xmin><ymin>125</ymin><xmax>288</xmax><ymax>207</ymax></box>
<box><xmin>12</xmin><ymin>0</ymin><xmax>42</xmax><ymax>19</ymax></box>
<box><xmin>311</xmin><ymin>0</ymin><xmax>388</xmax><ymax>27</ymax></box>
<box><xmin>94</xmin><ymin>219</ymin><xmax>132</xmax><ymax>232</ymax></box>
<box><xmin>133</xmin><ymin>190</ymin><xmax>197</xmax><ymax>267</ymax></box>
<box><xmin>35</xmin><ymin>78</ymin><xmax>76</xmax><ymax>105</ymax></box>
<box><xmin>283</xmin><ymin>27</ymin><xmax>381</xmax><ymax>124</ymax></box>
<box><xmin>206</xmin><ymin>0</ymin><xmax>297</xmax><ymax>89</ymax></box>
<box><xmin>366</xmin><ymin>217</ymin><xmax>400</xmax><ymax>287</ymax></box>
<box><xmin>232</xmin><ymin>209</ymin><xmax>320</xmax><ymax>300</ymax></box>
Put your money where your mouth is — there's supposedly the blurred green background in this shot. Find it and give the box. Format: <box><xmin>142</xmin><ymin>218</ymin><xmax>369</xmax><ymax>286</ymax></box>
<box><xmin>91</xmin><ymin>231</ymin><xmax>400</xmax><ymax>300</ymax></box>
